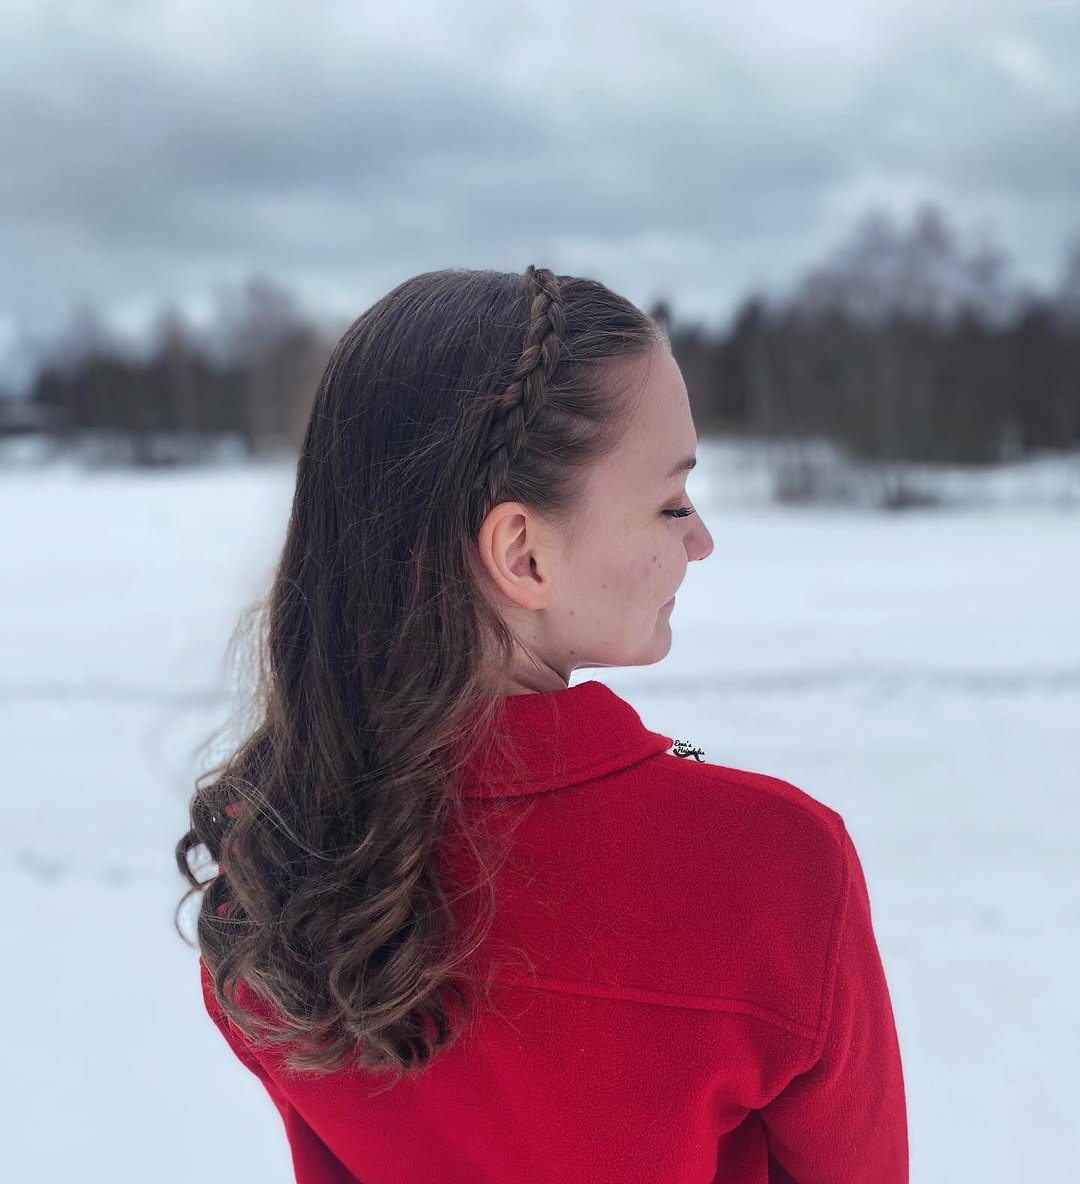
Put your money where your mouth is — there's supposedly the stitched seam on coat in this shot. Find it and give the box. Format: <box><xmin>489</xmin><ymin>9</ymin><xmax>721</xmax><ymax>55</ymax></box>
<box><xmin>487</xmin><ymin>971</ymin><xmax>820</xmax><ymax>1043</ymax></box>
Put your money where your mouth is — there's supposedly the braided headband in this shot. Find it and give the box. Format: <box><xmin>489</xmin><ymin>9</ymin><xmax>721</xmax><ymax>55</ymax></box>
<box><xmin>471</xmin><ymin>266</ymin><xmax>566</xmax><ymax>524</ymax></box>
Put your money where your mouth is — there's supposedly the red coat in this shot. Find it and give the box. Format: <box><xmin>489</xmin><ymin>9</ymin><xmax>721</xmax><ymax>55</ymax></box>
<box><xmin>200</xmin><ymin>678</ymin><xmax>907</xmax><ymax>1182</ymax></box>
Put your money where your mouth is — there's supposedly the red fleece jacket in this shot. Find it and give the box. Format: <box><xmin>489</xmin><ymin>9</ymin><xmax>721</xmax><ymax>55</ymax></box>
<box><xmin>200</xmin><ymin>678</ymin><xmax>908</xmax><ymax>1182</ymax></box>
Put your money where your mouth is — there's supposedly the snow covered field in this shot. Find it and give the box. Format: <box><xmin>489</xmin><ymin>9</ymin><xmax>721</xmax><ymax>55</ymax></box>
<box><xmin>1</xmin><ymin>447</ymin><xmax>1077</xmax><ymax>1183</ymax></box>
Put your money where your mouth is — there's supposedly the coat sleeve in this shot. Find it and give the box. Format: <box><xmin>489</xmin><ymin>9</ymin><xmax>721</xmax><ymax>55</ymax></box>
<box><xmin>199</xmin><ymin>960</ymin><xmax>360</xmax><ymax>1184</ymax></box>
<box><xmin>758</xmin><ymin>823</ymin><xmax>909</xmax><ymax>1183</ymax></box>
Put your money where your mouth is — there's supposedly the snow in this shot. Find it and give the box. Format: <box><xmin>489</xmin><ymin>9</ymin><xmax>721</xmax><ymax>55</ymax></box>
<box><xmin>1</xmin><ymin>449</ymin><xmax>1077</xmax><ymax>1182</ymax></box>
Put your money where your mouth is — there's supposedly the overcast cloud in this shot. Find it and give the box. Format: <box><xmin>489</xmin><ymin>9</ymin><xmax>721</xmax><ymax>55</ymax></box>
<box><xmin>2</xmin><ymin>0</ymin><xmax>1078</xmax><ymax>383</ymax></box>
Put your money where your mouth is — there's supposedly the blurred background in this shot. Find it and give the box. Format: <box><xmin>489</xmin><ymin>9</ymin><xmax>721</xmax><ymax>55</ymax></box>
<box><xmin>1</xmin><ymin>2</ymin><xmax>1077</xmax><ymax>1181</ymax></box>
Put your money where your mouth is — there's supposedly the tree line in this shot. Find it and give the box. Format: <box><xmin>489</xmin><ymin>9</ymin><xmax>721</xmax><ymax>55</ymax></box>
<box><xmin>7</xmin><ymin>202</ymin><xmax>1080</xmax><ymax>468</ymax></box>
<box><xmin>9</xmin><ymin>278</ymin><xmax>328</xmax><ymax>464</ymax></box>
<box><xmin>657</xmin><ymin>204</ymin><xmax>1079</xmax><ymax>466</ymax></box>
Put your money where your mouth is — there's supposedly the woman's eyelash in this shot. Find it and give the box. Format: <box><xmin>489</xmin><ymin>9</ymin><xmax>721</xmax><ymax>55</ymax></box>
<box><xmin>663</xmin><ymin>505</ymin><xmax>696</xmax><ymax>519</ymax></box>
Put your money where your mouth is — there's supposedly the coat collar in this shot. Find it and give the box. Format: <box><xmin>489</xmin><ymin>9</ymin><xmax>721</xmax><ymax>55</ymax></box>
<box><xmin>459</xmin><ymin>679</ymin><xmax>675</xmax><ymax>799</ymax></box>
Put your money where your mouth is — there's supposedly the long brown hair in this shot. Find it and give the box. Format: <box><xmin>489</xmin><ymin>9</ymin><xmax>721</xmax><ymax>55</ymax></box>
<box><xmin>175</xmin><ymin>265</ymin><xmax>663</xmax><ymax>1091</ymax></box>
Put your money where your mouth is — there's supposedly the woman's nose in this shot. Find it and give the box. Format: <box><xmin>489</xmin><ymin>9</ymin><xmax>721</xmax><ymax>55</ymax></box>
<box><xmin>690</xmin><ymin>519</ymin><xmax>713</xmax><ymax>562</ymax></box>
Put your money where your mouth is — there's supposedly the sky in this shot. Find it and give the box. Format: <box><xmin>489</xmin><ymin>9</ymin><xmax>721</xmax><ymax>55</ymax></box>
<box><xmin>2</xmin><ymin>0</ymin><xmax>1079</xmax><ymax>388</ymax></box>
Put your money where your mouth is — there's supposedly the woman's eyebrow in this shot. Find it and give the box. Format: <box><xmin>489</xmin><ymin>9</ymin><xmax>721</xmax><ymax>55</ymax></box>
<box><xmin>665</xmin><ymin>455</ymin><xmax>697</xmax><ymax>479</ymax></box>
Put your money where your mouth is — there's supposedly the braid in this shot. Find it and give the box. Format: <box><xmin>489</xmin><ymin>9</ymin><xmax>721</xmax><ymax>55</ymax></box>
<box><xmin>473</xmin><ymin>265</ymin><xmax>565</xmax><ymax>521</ymax></box>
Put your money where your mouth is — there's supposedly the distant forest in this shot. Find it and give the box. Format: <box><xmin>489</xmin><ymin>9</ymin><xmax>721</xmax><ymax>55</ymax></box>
<box><xmin>6</xmin><ymin>202</ymin><xmax>1080</xmax><ymax>469</ymax></box>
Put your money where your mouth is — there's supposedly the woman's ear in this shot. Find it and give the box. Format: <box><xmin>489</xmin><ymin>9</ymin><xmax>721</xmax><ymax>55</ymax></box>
<box><xmin>476</xmin><ymin>501</ymin><xmax>553</xmax><ymax>612</ymax></box>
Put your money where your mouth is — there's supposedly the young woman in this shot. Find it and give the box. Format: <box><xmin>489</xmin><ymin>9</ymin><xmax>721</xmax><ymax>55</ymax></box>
<box><xmin>176</xmin><ymin>265</ymin><xmax>908</xmax><ymax>1183</ymax></box>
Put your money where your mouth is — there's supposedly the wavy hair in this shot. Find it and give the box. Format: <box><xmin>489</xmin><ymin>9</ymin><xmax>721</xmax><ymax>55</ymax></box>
<box><xmin>174</xmin><ymin>265</ymin><xmax>664</xmax><ymax>1091</ymax></box>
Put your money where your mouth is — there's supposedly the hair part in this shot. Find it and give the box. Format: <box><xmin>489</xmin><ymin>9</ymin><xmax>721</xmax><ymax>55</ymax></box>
<box><xmin>175</xmin><ymin>265</ymin><xmax>665</xmax><ymax>1089</ymax></box>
